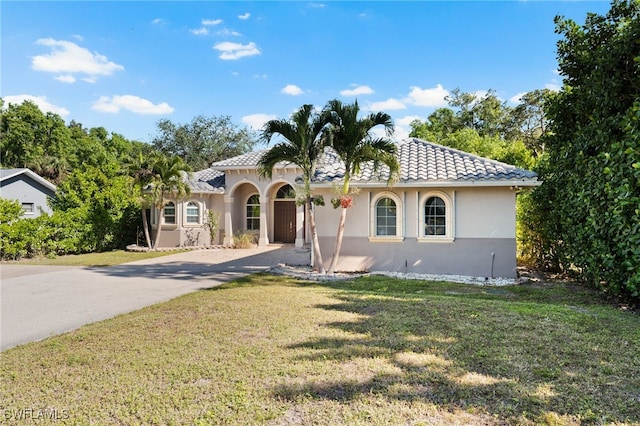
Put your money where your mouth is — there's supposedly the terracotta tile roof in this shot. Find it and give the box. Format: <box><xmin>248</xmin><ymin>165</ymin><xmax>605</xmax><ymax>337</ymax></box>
<box><xmin>313</xmin><ymin>138</ymin><xmax>538</xmax><ymax>184</ymax></box>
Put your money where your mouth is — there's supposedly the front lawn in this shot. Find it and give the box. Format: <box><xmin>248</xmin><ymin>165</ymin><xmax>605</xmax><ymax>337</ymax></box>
<box><xmin>1</xmin><ymin>274</ymin><xmax>638</xmax><ymax>425</ymax></box>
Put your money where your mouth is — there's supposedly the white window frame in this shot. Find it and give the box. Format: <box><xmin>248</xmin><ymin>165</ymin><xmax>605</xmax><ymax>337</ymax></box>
<box><xmin>418</xmin><ymin>191</ymin><xmax>454</xmax><ymax>243</ymax></box>
<box><xmin>246</xmin><ymin>194</ymin><xmax>260</xmax><ymax>231</ymax></box>
<box><xmin>184</xmin><ymin>201</ymin><xmax>201</xmax><ymax>226</ymax></box>
<box><xmin>163</xmin><ymin>201</ymin><xmax>176</xmax><ymax>225</ymax></box>
<box><xmin>21</xmin><ymin>203</ymin><xmax>35</xmax><ymax>215</ymax></box>
<box><xmin>369</xmin><ymin>191</ymin><xmax>404</xmax><ymax>243</ymax></box>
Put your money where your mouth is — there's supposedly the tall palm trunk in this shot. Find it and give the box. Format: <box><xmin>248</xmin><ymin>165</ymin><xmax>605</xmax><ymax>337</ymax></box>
<box><xmin>152</xmin><ymin>206</ymin><xmax>164</xmax><ymax>250</ymax></box>
<box><xmin>307</xmin><ymin>196</ymin><xmax>325</xmax><ymax>273</ymax></box>
<box><xmin>141</xmin><ymin>207</ymin><xmax>152</xmax><ymax>250</ymax></box>
<box><xmin>328</xmin><ymin>206</ymin><xmax>347</xmax><ymax>273</ymax></box>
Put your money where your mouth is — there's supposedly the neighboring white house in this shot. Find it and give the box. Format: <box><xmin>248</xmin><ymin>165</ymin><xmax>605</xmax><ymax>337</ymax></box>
<box><xmin>0</xmin><ymin>168</ymin><xmax>57</xmax><ymax>217</ymax></box>
<box><xmin>150</xmin><ymin>138</ymin><xmax>541</xmax><ymax>278</ymax></box>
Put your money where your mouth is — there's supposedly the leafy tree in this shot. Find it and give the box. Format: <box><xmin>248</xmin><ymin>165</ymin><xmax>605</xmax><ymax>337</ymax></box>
<box><xmin>0</xmin><ymin>99</ymin><xmax>74</xmax><ymax>181</ymax></box>
<box><xmin>445</xmin><ymin>88</ymin><xmax>516</xmax><ymax>139</ymax></box>
<box><xmin>0</xmin><ymin>198</ymin><xmax>23</xmax><ymax>224</ymax></box>
<box><xmin>147</xmin><ymin>155</ymin><xmax>191</xmax><ymax>250</ymax></box>
<box><xmin>323</xmin><ymin>99</ymin><xmax>399</xmax><ymax>273</ymax></box>
<box><xmin>538</xmin><ymin>0</ymin><xmax>640</xmax><ymax>300</ymax></box>
<box><xmin>51</xmin><ymin>165</ymin><xmax>140</xmax><ymax>252</ymax></box>
<box><xmin>257</xmin><ymin>104</ymin><xmax>330</xmax><ymax>273</ymax></box>
<box><xmin>510</xmin><ymin>89</ymin><xmax>552</xmax><ymax>157</ymax></box>
<box><xmin>151</xmin><ymin>115</ymin><xmax>257</xmax><ymax>170</ymax></box>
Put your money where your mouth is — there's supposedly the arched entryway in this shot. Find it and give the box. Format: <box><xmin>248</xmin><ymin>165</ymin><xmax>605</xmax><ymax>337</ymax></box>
<box><xmin>273</xmin><ymin>184</ymin><xmax>296</xmax><ymax>243</ymax></box>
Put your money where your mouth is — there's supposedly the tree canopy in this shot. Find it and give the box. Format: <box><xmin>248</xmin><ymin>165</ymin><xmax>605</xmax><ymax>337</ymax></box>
<box><xmin>151</xmin><ymin>115</ymin><xmax>257</xmax><ymax>170</ymax></box>
<box><xmin>535</xmin><ymin>0</ymin><xmax>640</xmax><ymax>300</ymax></box>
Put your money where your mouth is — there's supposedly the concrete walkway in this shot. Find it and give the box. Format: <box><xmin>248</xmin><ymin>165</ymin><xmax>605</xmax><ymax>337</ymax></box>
<box><xmin>0</xmin><ymin>245</ymin><xmax>309</xmax><ymax>351</ymax></box>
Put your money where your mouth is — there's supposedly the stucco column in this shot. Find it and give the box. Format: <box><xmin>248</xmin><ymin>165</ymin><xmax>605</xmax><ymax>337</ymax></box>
<box><xmin>295</xmin><ymin>203</ymin><xmax>304</xmax><ymax>248</ymax></box>
<box><xmin>223</xmin><ymin>196</ymin><xmax>234</xmax><ymax>246</ymax></box>
<box><xmin>258</xmin><ymin>196</ymin><xmax>269</xmax><ymax>247</ymax></box>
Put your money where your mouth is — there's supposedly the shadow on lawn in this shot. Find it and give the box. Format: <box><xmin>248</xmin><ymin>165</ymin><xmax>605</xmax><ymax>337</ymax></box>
<box><xmin>88</xmin><ymin>246</ymin><xmax>310</xmax><ymax>287</ymax></box>
<box><xmin>273</xmin><ymin>278</ymin><xmax>640</xmax><ymax>424</ymax></box>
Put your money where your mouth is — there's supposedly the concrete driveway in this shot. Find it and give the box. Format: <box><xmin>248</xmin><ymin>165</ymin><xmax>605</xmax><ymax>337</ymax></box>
<box><xmin>0</xmin><ymin>245</ymin><xmax>309</xmax><ymax>351</ymax></box>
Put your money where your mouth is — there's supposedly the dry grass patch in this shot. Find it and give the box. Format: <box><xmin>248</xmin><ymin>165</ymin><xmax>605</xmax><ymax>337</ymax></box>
<box><xmin>1</xmin><ymin>274</ymin><xmax>638</xmax><ymax>425</ymax></box>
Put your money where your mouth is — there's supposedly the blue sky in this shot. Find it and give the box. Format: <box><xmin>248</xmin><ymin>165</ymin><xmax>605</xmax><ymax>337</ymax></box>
<box><xmin>2</xmin><ymin>1</ymin><xmax>611</xmax><ymax>146</ymax></box>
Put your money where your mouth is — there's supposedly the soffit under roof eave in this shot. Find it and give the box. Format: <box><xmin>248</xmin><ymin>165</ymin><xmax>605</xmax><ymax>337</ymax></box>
<box><xmin>1</xmin><ymin>169</ymin><xmax>58</xmax><ymax>191</ymax></box>
<box><xmin>209</xmin><ymin>165</ymin><xmax>302</xmax><ymax>173</ymax></box>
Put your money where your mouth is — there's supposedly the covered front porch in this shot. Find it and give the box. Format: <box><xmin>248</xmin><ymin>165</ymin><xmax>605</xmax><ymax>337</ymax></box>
<box><xmin>222</xmin><ymin>182</ymin><xmax>306</xmax><ymax>248</ymax></box>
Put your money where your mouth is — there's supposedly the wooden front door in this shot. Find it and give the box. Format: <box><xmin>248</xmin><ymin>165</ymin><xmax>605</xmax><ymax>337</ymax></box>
<box><xmin>273</xmin><ymin>201</ymin><xmax>296</xmax><ymax>243</ymax></box>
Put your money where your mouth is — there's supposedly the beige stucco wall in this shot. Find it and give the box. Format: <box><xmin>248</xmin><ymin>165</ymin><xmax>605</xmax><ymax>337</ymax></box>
<box><xmin>455</xmin><ymin>187</ymin><xmax>516</xmax><ymax>238</ymax></box>
<box><xmin>310</xmin><ymin>185</ymin><xmax>519</xmax><ymax>277</ymax></box>
<box><xmin>150</xmin><ymin>170</ymin><xmax>521</xmax><ymax>277</ymax></box>
<box><xmin>311</xmin><ymin>186</ymin><xmax>516</xmax><ymax>239</ymax></box>
<box><xmin>152</xmin><ymin>193</ymin><xmax>224</xmax><ymax>248</ymax></box>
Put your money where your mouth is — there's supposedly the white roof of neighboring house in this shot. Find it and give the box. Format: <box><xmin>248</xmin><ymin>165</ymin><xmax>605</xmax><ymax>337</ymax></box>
<box><xmin>0</xmin><ymin>168</ymin><xmax>57</xmax><ymax>191</ymax></box>
<box><xmin>185</xmin><ymin>138</ymin><xmax>540</xmax><ymax>193</ymax></box>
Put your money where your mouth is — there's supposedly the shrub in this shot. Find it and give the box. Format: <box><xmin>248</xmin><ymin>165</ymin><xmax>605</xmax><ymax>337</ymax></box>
<box><xmin>233</xmin><ymin>231</ymin><xmax>256</xmax><ymax>249</ymax></box>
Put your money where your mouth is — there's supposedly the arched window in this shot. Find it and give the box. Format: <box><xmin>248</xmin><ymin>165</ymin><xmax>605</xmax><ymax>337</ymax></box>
<box><xmin>186</xmin><ymin>201</ymin><xmax>200</xmax><ymax>224</ymax></box>
<box><xmin>276</xmin><ymin>184</ymin><xmax>295</xmax><ymax>199</ymax></box>
<box><xmin>419</xmin><ymin>192</ymin><xmax>454</xmax><ymax>243</ymax></box>
<box><xmin>246</xmin><ymin>194</ymin><xmax>260</xmax><ymax>230</ymax></box>
<box><xmin>424</xmin><ymin>196</ymin><xmax>446</xmax><ymax>236</ymax></box>
<box><xmin>376</xmin><ymin>197</ymin><xmax>397</xmax><ymax>236</ymax></box>
<box><xmin>369</xmin><ymin>192</ymin><xmax>404</xmax><ymax>242</ymax></box>
<box><xmin>164</xmin><ymin>202</ymin><xmax>176</xmax><ymax>224</ymax></box>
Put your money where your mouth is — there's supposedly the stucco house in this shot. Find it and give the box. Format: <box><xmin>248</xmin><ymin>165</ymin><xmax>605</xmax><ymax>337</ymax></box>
<box><xmin>0</xmin><ymin>168</ymin><xmax>57</xmax><ymax>218</ymax></box>
<box><xmin>150</xmin><ymin>138</ymin><xmax>540</xmax><ymax>278</ymax></box>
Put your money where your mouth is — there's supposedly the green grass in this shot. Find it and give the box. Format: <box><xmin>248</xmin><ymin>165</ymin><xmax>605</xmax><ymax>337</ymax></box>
<box><xmin>6</xmin><ymin>249</ymin><xmax>187</xmax><ymax>266</ymax></box>
<box><xmin>1</xmin><ymin>274</ymin><xmax>638</xmax><ymax>425</ymax></box>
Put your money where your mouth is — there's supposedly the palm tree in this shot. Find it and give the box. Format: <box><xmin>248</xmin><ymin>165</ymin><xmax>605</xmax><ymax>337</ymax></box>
<box><xmin>257</xmin><ymin>104</ymin><xmax>330</xmax><ymax>273</ymax></box>
<box><xmin>323</xmin><ymin>99</ymin><xmax>400</xmax><ymax>273</ymax></box>
<box><xmin>126</xmin><ymin>151</ymin><xmax>158</xmax><ymax>250</ymax></box>
<box><xmin>148</xmin><ymin>155</ymin><xmax>191</xmax><ymax>250</ymax></box>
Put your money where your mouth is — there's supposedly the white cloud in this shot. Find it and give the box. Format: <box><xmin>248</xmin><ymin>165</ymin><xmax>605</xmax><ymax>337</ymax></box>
<box><xmin>217</xmin><ymin>28</ymin><xmax>242</xmax><ymax>37</ymax></box>
<box><xmin>397</xmin><ymin>115</ymin><xmax>423</xmax><ymax>127</ymax></box>
<box><xmin>191</xmin><ymin>27</ymin><xmax>209</xmax><ymax>36</ymax></box>
<box><xmin>340</xmin><ymin>85</ymin><xmax>374</xmax><ymax>96</ymax></box>
<box><xmin>395</xmin><ymin>115</ymin><xmax>424</xmax><ymax>141</ymax></box>
<box><xmin>253</xmin><ymin>74</ymin><xmax>267</xmax><ymax>79</ymax></box>
<box><xmin>55</xmin><ymin>74</ymin><xmax>76</xmax><ymax>84</ymax></box>
<box><xmin>91</xmin><ymin>95</ymin><xmax>174</xmax><ymax>115</ymax></box>
<box><xmin>32</xmin><ymin>38</ymin><xmax>124</xmax><ymax>82</ymax></box>
<box><xmin>545</xmin><ymin>81</ymin><xmax>561</xmax><ymax>92</ymax></box>
<box><xmin>213</xmin><ymin>41</ymin><xmax>261</xmax><ymax>60</ymax></box>
<box><xmin>404</xmin><ymin>84</ymin><xmax>449</xmax><ymax>107</ymax></box>
<box><xmin>242</xmin><ymin>113</ymin><xmax>277</xmax><ymax>130</ymax></box>
<box><xmin>152</xmin><ymin>18</ymin><xmax>163</xmax><ymax>25</ymax></box>
<box><xmin>72</xmin><ymin>34</ymin><xmax>83</xmax><ymax>41</ymax></box>
<box><xmin>282</xmin><ymin>84</ymin><xmax>303</xmax><ymax>96</ymax></box>
<box><xmin>369</xmin><ymin>98</ymin><xmax>406</xmax><ymax>111</ymax></box>
<box><xmin>202</xmin><ymin>19</ymin><xmax>223</xmax><ymax>26</ymax></box>
<box><xmin>309</xmin><ymin>3</ymin><xmax>326</xmax><ymax>8</ymax></box>
<box><xmin>509</xmin><ymin>92</ymin><xmax>526</xmax><ymax>104</ymax></box>
<box><xmin>238</xmin><ymin>12</ymin><xmax>250</xmax><ymax>20</ymax></box>
<box><xmin>3</xmin><ymin>95</ymin><xmax>70</xmax><ymax>117</ymax></box>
